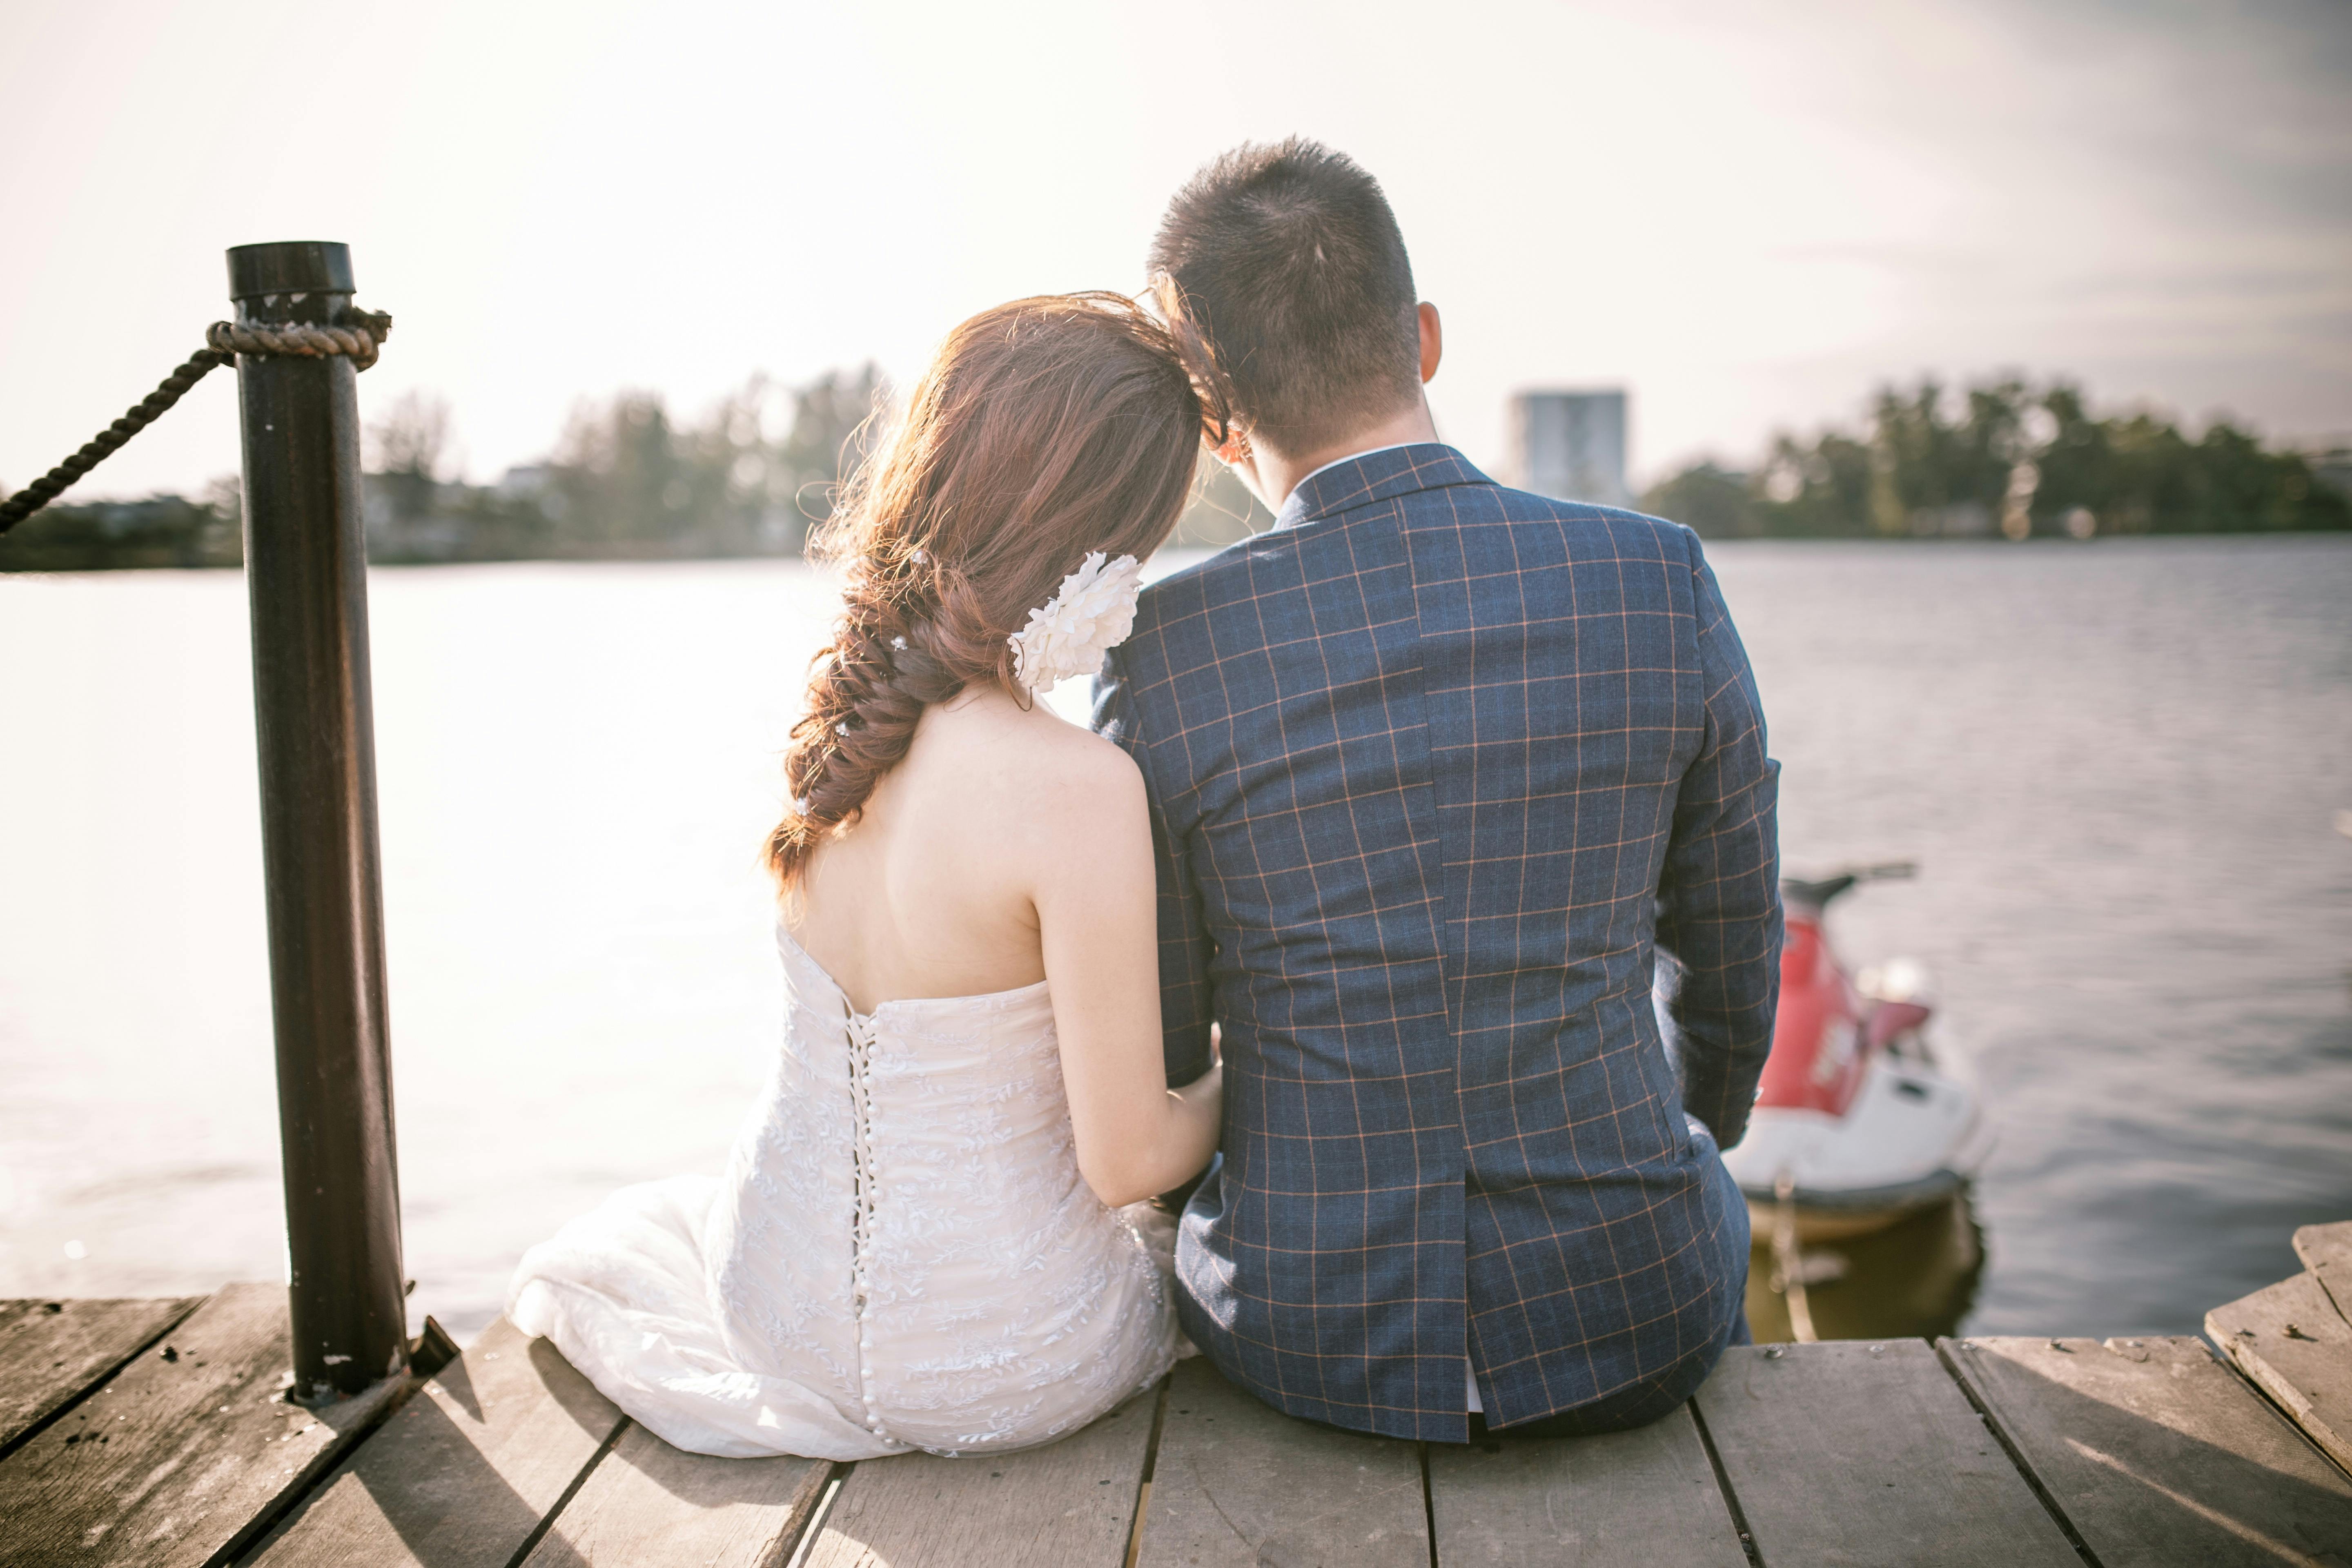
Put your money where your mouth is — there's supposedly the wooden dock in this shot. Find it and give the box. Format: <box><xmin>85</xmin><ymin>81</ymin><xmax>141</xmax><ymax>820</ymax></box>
<box><xmin>4</xmin><ymin>1225</ymin><xmax>2349</xmax><ymax>1567</ymax></box>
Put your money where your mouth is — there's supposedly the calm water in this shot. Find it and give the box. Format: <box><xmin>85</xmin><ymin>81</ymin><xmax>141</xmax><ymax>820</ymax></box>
<box><xmin>2</xmin><ymin>537</ymin><xmax>2347</xmax><ymax>1342</ymax></box>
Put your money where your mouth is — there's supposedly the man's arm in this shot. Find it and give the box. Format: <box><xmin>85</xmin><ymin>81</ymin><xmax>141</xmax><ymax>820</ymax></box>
<box><xmin>1655</xmin><ymin>532</ymin><xmax>1782</xmax><ymax>1149</ymax></box>
<box><xmin>1091</xmin><ymin>648</ymin><xmax>1216</xmax><ymax>1087</ymax></box>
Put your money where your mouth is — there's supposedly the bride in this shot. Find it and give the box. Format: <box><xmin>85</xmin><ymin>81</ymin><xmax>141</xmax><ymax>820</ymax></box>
<box><xmin>508</xmin><ymin>293</ymin><xmax>1226</xmax><ymax>1460</ymax></box>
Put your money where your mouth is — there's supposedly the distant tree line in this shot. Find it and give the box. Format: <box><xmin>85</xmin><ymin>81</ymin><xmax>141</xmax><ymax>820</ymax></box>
<box><xmin>1642</xmin><ymin>378</ymin><xmax>2350</xmax><ymax>540</ymax></box>
<box><xmin>13</xmin><ymin>371</ymin><xmax>2341</xmax><ymax>570</ymax></box>
<box><xmin>0</xmin><ymin>368</ymin><xmax>887</xmax><ymax>572</ymax></box>
<box><xmin>0</xmin><ymin>361</ymin><xmax>1272</xmax><ymax>572</ymax></box>
<box><xmin>0</xmin><ymin>483</ymin><xmax>247</xmax><ymax>570</ymax></box>
<box><xmin>362</xmin><ymin>368</ymin><xmax>889</xmax><ymax>564</ymax></box>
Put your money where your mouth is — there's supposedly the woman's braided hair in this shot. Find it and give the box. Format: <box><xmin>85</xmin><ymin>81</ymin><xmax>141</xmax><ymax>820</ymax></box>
<box><xmin>766</xmin><ymin>291</ymin><xmax>1229</xmax><ymax>888</ymax></box>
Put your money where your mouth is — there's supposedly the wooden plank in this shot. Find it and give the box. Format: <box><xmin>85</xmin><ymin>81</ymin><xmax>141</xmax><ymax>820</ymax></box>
<box><xmin>247</xmin><ymin>1314</ymin><xmax>627</xmax><ymax>1568</ymax></box>
<box><xmin>0</xmin><ymin>1296</ymin><xmax>200</xmax><ymax>1454</ymax></box>
<box><xmin>520</xmin><ymin>1422</ymin><xmax>829</xmax><ymax>1568</ymax></box>
<box><xmin>2294</xmin><ymin>1221</ymin><xmax>2352</xmax><ymax>1325</ymax></box>
<box><xmin>1426</xmin><ymin>1402</ymin><xmax>1746</xmax><ymax>1568</ymax></box>
<box><xmin>1132</xmin><ymin>1359</ymin><xmax>1427</xmax><ymax>1568</ymax></box>
<box><xmin>1944</xmin><ymin>1335</ymin><xmax>2352</xmax><ymax>1566</ymax></box>
<box><xmin>0</xmin><ymin>1282</ymin><xmax>398</xmax><ymax>1568</ymax></box>
<box><xmin>800</xmin><ymin>1385</ymin><xmax>1157</xmax><ymax>1568</ymax></box>
<box><xmin>1692</xmin><ymin>1339</ymin><xmax>2076</xmax><ymax>1567</ymax></box>
<box><xmin>2209</xmin><ymin>1271</ymin><xmax>2352</xmax><ymax>1475</ymax></box>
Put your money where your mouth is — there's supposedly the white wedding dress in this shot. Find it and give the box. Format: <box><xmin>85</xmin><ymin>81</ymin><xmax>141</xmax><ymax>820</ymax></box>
<box><xmin>507</xmin><ymin>926</ymin><xmax>1183</xmax><ymax>1459</ymax></box>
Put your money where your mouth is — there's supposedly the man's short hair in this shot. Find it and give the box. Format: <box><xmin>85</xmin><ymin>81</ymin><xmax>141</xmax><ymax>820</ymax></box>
<box><xmin>1149</xmin><ymin>138</ymin><xmax>1420</xmax><ymax>457</ymax></box>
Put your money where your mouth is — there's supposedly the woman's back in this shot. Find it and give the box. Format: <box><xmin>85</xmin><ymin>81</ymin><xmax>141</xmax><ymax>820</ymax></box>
<box><xmin>789</xmin><ymin>690</ymin><xmax>1122</xmax><ymax>1013</ymax></box>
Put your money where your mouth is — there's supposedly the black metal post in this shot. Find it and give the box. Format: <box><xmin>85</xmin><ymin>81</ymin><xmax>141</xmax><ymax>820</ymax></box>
<box><xmin>228</xmin><ymin>241</ymin><xmax>406</xmax><ymax>1402</ymax></box>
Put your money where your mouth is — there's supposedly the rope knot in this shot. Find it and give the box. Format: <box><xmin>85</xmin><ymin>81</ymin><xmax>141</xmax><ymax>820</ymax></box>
<box><xmin>207</xmin><ymin>310</ymin><xmax>392</xmax><ymax>371</ymax></box>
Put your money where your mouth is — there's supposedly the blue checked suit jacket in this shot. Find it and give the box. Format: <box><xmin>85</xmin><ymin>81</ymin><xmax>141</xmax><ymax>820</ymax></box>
<box><xmin>1090</xmin><ymin>445</ymin><xmax>1782</xmax><ymax>1442</ymax></box>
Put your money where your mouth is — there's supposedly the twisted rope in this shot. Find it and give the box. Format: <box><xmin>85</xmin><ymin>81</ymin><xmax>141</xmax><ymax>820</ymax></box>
<box><xmin>0</xmin><ymin>348</ymin><xmax>231</xmax><ymax>534</ymax></box>
<box><xmin>206</xmin><ymin>309</ymin><xmax>392</xmax><ymax>372</ymax></box>
<box><xmin>0</xmin><ymin>310</ymin><xmax>390</xmax><ymax>535</ymax></box>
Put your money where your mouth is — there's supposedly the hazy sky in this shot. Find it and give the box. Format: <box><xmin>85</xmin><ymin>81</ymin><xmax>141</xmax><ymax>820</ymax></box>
<box><xmin>3</xmin><ymin>0</ymin><xmax>2346</xmax><ymax>501</ymax></box>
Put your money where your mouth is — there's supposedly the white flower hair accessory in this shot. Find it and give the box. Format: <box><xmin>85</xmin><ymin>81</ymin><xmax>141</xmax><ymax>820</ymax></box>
<box><xmin>1008</xmin><ymin>551</ymin><xmax>1144</xmax><ymax>694</ymax></box>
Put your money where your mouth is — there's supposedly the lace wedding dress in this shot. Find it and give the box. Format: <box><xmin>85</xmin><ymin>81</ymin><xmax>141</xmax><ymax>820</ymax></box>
<box><xmin>507</xmin><ymin>927</ymin><xmax>1182</xmax><ymax>1460</ymax></box>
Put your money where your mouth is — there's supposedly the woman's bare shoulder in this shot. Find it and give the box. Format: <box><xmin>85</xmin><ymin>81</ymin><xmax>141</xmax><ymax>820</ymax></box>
<box><xmin>1033</xmin><ymin>716</ymin><xmax>1145</xmax><ymax>811</ymax></box>
<box><xmin>909</xmin><ymin>694</ymin><xmax>1144</xmax><ymax>842</ymax></box>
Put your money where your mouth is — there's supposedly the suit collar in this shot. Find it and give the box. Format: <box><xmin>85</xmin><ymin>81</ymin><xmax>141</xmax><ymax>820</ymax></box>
<box><xmin>1272</xmin><ymin>443</ymin><xmax>1493</xmax><ymax>530</ymax></box>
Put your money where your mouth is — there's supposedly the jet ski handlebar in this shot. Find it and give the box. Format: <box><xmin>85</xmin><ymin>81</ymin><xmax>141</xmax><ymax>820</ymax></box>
<box><xmin>1781</xmin><ymin>860</ymin><xmax>1918</xmax><ymax>910</ymax></box>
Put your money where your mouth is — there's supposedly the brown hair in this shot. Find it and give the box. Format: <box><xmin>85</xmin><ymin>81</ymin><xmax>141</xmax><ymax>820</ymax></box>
<box><xmin>1148</xmin><ymin>138</ymin><xmax>1420</xmax><ymax>457</ymax></box>
<box><xmin>764</xmin><ymin>292</ymin><xmax>1227</xmax><ymax>887</ymax></box>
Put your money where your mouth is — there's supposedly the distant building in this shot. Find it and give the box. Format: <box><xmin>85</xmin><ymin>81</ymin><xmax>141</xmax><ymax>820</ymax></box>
<box><xmin>497</xmin><ymin>463</ymin><xmax>554</xmax><ymax>499</ymax></box>
<box><xmin>1512</xmin><ymin>389</ymin><xmax>1630</xmax><ymax>508</ymax></box>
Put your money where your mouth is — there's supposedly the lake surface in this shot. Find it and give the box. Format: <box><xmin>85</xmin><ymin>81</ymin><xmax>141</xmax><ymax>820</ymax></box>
<box><xmin>2</xmin><ymin>537</ymin><xmax>2347</xmax><ymax>1342</ymax></box>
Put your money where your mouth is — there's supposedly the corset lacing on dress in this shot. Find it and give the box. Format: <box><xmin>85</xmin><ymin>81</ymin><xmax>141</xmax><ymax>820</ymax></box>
<box><xmin>845</xmin><ymin>1007</ymin><xmax>886</xmax><ymax>1441</ymax></box>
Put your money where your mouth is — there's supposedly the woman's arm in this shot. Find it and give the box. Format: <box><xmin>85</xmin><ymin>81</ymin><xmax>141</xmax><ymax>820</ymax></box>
<box><xmin>1090</xmin><ymin>648</ymin><xmax>1216</xmax><ymax>1087</ymax></box>
<box><xmin>1031</xmin><ymin>734</ymin><xmax>1221</xmax><ymax>1208</ymax></box>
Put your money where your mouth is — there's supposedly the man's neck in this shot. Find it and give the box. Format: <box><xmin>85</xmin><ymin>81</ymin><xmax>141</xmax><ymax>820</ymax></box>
<box><xmin>1239</xmin><ymin>395</ymin><xmax>1439</xmax><ymax>512</ymax></box>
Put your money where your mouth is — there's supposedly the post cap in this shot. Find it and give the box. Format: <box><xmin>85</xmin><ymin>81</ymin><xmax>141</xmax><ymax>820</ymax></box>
<box><xmin>227</xmin><ymin>242</ymin><xmax>355</xmax><ymax>300</ymax></box>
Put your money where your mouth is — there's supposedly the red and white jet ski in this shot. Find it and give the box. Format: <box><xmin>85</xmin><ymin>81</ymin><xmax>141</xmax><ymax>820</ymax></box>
<box><xmin>1721</xmin><ymin>865</ymin><xmax>1990</xmax><ymax>1242</ymax></box>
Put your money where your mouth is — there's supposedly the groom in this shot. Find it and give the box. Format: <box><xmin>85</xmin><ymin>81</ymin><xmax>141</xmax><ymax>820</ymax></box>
<box><xmin>1092</xmin><ymin>139</ymin><xmax>1783</xmax><ymax>1441</ymax></box>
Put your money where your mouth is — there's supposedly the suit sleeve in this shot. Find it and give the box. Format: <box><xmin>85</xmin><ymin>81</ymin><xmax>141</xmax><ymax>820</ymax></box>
<box><xmin>1091</xmin><ymin>648</ymin><xmax>1216</xmax><ymax>1088</ymax></box>
<box><xmin>1655</xmin><ymin>531</ymin><xmax>1783</xmax><ymax>1149</ymax></box>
